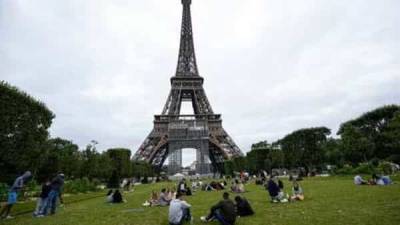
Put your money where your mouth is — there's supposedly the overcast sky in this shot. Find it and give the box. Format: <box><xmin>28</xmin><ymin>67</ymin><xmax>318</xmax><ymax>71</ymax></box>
<box><xmin>1</xmin><ymin>0</ymin><xmax>399</xmax><ymax>165</ymax></box>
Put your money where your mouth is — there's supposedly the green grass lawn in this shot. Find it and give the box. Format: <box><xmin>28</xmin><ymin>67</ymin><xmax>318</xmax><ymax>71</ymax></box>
<box><xmin>2</xmin><ymin>175</ymin><xmax>400</xmax><ymax>225</ymax></box>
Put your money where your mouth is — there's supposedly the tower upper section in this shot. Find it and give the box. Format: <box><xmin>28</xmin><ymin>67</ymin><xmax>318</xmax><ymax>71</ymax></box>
<box><xmin>175</xmin><ymin>0</ymin><xmax>199</xmax><ymax>77</ymax></box>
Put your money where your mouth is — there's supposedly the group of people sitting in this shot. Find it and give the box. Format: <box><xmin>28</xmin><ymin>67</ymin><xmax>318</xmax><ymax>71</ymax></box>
<box><xmin>145</xmin><ymin>178</ymin><xmax>194</xmax><ymax>206</ymax></box>
<box><xmin>265</xmin><ymin>176</ymin><xmax>304</xmax><ymax>203</ymax></box>
<box><xmin>168</xmin><ymin>191</ymin><xmax>254</xmax><ymax>225</ymax></box>
<box><xmin>203</xmin><ymin>180</ymin><xmax>227</xmax><ymax>191</ymax></box>
<box><xmin>144</xmin><ymin>188</ymin><xmax>176</xmax><ymax>207</ymax></box>
<box><xmin>354</xmin><ymin>174</ymin><xmax>393</xmax><ymax>186</ymax></box>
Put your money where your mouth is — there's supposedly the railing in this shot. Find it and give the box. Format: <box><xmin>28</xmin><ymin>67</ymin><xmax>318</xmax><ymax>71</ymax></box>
<box><xmin>154</xmin><ymin>114</ymin><xmax>221</xmax><ymax>122</ymax></box>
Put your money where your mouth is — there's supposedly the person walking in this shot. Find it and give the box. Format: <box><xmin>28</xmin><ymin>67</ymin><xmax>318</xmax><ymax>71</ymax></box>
<box><xmin>0</xmin><ymin>171</ymin><xmax>32</xmax><ymax>219</ymax></box>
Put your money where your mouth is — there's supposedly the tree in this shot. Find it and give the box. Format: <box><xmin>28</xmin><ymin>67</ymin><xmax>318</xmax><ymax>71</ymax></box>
<box><xmin>337</xmin><ymin>105</ymin><xmax>400</xmax><ymax>162</ymax></box>
<box><xmin>246</xmin><ymin>141</ymin><xmax>271</xmax><ymax>173</ymax></box>
<box><xmin>107</xmin><ymin>148</ymin><xmax>132</xmax><ymax>187</ymax></box>
<box><xmin>269</xmin><ymin>149</ymin><xmax>285</xmax><ymax>169</ymax></box>
<box><xmin>276</xmin><ymin>127</ymin><xmax>331</xmax><ymax>171</ymax></box>
<box><xmin>0</xmin><ymin>82</ymin><xmax>54</xmax><ymax>183</ymax></box>
<box><xmin>36</xmin><ymin>138</ymin><xmax>81</xmax><ymax>182</ymax></box>
<box><xmin>323</xmin><ymin>138</ymin><xmax>344</xmax><ymax>167</ymax></box>
<box><xmin>381</xmin><ymin>111</ymin><xmax>400</xmax><ymax>163</ymax></box>
<box><xmin>132</xmin><ymin>160</ymin><xmax>154</xmax><ymax>180</ymax></box>
<box><xmin>232</xmin><ymin>156</ymin><xmax>247</xmax><ymax>172</ymax></box>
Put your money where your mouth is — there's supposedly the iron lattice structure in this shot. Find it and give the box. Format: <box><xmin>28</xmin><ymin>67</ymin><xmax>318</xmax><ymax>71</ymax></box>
<box><xmin>133</xmin><ymin>0</ymin><xmax>243</xmax><ymax>174</ymax></box>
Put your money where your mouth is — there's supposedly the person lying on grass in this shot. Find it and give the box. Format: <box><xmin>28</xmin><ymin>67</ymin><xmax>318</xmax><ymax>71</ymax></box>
<box><xmin>168</xmin><ymin>192</ymin><xmax>191</xmax><ymax>225</ymax></box>
<box><xmin>290</xmin><ymin>181</ymin><xmax>304</xmax><ymax>202</ymax></box>
<box><xmin>0</xmin><ymin>171</ymin><xmax>32</xmax><ymax>220</ymax></box>
<box><xmin>200</xmin><ymin>192</ymin><xmax>237</xmax><ymax>225</ymax></box>
<box><xmin>234</xmin><ymin>196</ymin><xmax>254</xmax><ymax>217</ymax></box>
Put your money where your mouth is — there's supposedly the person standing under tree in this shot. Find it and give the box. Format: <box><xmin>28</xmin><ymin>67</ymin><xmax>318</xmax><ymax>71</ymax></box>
<box><xmin>0</xmin><ymin>171</ymin><xmax>32</xmax><ymax>220</ymax></box>
<box><xmin>45</xmin><ymin>173</ymin><xmax>65</xmax><ymax>215</ymax></box>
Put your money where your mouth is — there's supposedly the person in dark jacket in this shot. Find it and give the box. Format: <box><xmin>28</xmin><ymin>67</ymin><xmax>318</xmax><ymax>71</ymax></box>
<box><xmin>201</xmin><ymin>192</ymin><xmax>236</xmax><ymax>225</ymax></box>
<box><xmin>0</xmin><ymin>171</ymin><xmax>32</xmax><ymax>219</ymax></box>
<box><xmin>112</xmin><ymin>190</ymin><xmax>123</xmax><ymax>203</ymax></box>
<box><xmin>266</xmin><ymin>177</ymin><xmax>287</xmax><ymax>203</ymax></box>
<box><xmin>46</xmin><ymin>173</ymin><xmax>65</xmax><ymax>215</ymax></box>
<box><xmin>234</xmin><ymin>196</ymin><xmax>254</xmax><ymax>217</ymax></box>
<box><xmin>178</xmin><ymin>179</ymin><xmax>188</xmax><ymax>194</ymax></box>
<box><xmin>33</xmin><ymin>179</ymin><xmax>52</xmax><ymax>217</ymax></box>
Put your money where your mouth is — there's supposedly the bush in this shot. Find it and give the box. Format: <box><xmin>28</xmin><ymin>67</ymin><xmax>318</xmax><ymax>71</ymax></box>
<box><xmin>378</xmin><ymin>162</ymin><xmax>393</xmax><ymax>175</ymax></box>
<box><xmin>63</xmin><ymin>178</ymin><xmax>99</xmax><ymax>194</ymax></box>
<box><xmin>0</xmin><ymin>183</ymin><xmax>9</xmax><ymax>202</ymax></box>
<box><xmin>334</xmin><ymin>164</ymin><xmax>354</xmax><ymax>175</ymax></box>
<box><xmin>352</xmin><ymin>163</ymin><xmax>374</xmax><ymax>174</ymax></box>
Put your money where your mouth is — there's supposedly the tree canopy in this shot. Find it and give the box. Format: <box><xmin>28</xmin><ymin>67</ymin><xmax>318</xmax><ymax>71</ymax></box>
<box><xmin>0</xmin><ymin>81</ymin><xmax>55</xmax><ymax>183</ymax></box>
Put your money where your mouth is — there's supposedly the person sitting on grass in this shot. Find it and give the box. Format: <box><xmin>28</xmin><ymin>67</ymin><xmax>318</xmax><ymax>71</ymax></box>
<box><xmin>200</xmin><ymin>192</ymin><xmax>237</xmax><ymax>225</ymax></box>
<box><xmin>178</xmin><ymin>179</ymin><xmax>188</xmax><ymax>194</ymax></box>
<box><xmin>290</xmin><ymin>181</ymin><xmax>304</xmax><ymax>202</ymax></box>
<box><xmin>354</xmin><ymin>175</ymin><xmax>368</xmax><ymax>185</ymax></box>
<box><xmin>368</xmin><ymin>174</ymin><xmax>379</xmax><ymax>185</ymax></box>
<box><xmin>33</xmin><ymin>179</ymin><xmax>52</xmax><ymax>217</ymax></box>
<box><xmin>106</xmin><ymin>190</ymin><xmax>114</xmax><ymax>203</ymax></box>
<box><xmin>377</xmin><ymin>175</ymin><xmax>392</xmax><ymax>186</ymax></box>
<box><xmin>234</xmin><ymin>196</ymin><xmax>254</xmax><ymax>217</ymax></box>
<box><xmin>159</xmin><ymin>188</ymin><xmax>171</xmax><ymax>206</ymax></box>
<box><xmin>231</xmin><ymin>179</ymin><xmax>245</xmax><ymax>193</ymax></box>
<box><xmin>266</xmin><ymin>176</ymin><xmax>288</xmax><ymax>203</ymax></box>
<box><xmin>168</xmin><ymin>192</ymin><xmax>192</xmax><ymax>225</ymax></box>
<box><xmin>0</xmin><ymin>171</ymin><xmax>32</xmax><ymax>220</ymax></box>
<box><xmin>168</xmin><ymin>188</ymin><xmax>177</xmax><ymax>200</ymax></box>
<box><xmin>112</xmin><ymin>189</ymin><xmax>124</xmax><ymax>203</ymax></box>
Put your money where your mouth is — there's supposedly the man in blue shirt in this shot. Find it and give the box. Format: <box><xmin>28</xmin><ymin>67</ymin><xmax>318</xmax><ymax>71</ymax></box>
<box><xmin>0</xmin><ymin>171</ymin><xmax>32</xmax><ymax>219</ymax></box>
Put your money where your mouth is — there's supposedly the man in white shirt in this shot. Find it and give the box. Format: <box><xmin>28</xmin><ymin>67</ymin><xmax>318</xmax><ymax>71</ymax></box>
<box><xmin>354</xmin><ymin>175</ymin><xmax>367</xmax><ymax>185</ymax></box>
<box><xmin>169</xmin><ymin>192</ymin><xmax>191</xmax><ymax>225</ymax></box>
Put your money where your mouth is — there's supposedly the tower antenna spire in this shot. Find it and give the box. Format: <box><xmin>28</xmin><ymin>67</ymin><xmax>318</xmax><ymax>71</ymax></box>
<box><xmin>175</xmin><ymin>0</ymin><xmax>199</xmax><ymax>76</ymax></box>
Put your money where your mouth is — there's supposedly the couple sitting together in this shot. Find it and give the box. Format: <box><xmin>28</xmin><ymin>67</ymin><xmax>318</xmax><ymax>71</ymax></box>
<box><xmin>168</xmin><ymin>192</ymin><xmax>254</xmax><ymax>225</ymax></box>
<box><xmin>266</xmin><ymin>176</ymin><xmax>304</xmax><ymax>203</ymax></box>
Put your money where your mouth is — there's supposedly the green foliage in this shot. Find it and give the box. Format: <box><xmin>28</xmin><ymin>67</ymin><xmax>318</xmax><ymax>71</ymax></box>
<box><xmin>246</xmin><ymin>141</ymin><xmax>271</xmax><ymax>173</ymax></box>
<box><xmin>132</xmin><ymin>160</ymin><xmax>154</xmax><ymax>180</ymax></box>
<box><xmin>0</xmin><ymin>183</ymin><xmax>9</xmax><ymax>202</ymax></box>
<box><xmin>338</xmin><ymin>105</ymin><xmax>400</xmax><ymax>163</ymax></box>
<box><xmin>63</xmin><ymin>178</ymin><xmax>99</xmax><ymax>194</ymax></box>
<box><xmin>107</xmin><ymin>148</ymin><xmax>132</xmax><ymax>187</ymax></box>
<box><xmin>378</xmin><ymin>162</ymin><xmax>394</xmax><ymax>175</ymax></box>
<box><xmin>223</xmin><ymin>160</ymin><xmax>234</xmax><ymax>176</ymax></box>
<box><xmin>352</xmin><ymin>163</ymin><xmax>374</xmax><ymax>175</ymax></box>
<box><xmin>36</xmin><ymin>138</ymin><xmax>82</xmax><ymax>182</ymax></box>
<box><xmin>0</xmin><ymin>81</ymin><xmax>55</xmax><ymax>183</ymax></box>
<box><xmin>277</xmin><ymin>127</ymin><xmax>331</xmax><ymax>170</ymax></box>
<box><xmin>334</xmin><ymin>164</ymin><xmax>354</xmax><ymax>175</ymax></box>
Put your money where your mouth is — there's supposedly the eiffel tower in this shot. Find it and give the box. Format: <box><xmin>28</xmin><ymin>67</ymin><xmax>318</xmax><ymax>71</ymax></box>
<box><xmin>133</xmin><ymin>0</ymin><xmax>243</xmax><ymax>174</ymax></box>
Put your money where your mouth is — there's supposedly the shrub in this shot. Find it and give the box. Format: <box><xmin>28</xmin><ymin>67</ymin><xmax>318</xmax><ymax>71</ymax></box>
<box><xmin>334</xmin><ymin>164</ymin><xmax>354</xmax><ymax>175</ymax></box>
<box><xmin>63</xmin><ymin>178</ymin><xmax>99</xmax><ymax>194</ymax></box>
<box><xmin>0</xmin><ymin>183</ymin><xmax>9</xmax><ymax>202</ymax></box>
<box><xmin>378</xmin><ymin>162</ymin><xmax>393</xmax><ymax>175</ymax></box>
<box><xmin>352</xmin><ymin>163</ymin><xmax>374</xmax><ymax>174</ymax></box>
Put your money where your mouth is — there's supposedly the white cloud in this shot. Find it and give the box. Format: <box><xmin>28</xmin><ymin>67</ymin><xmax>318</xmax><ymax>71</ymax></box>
<box><xmin>1</xmin><ymin>0</ymin><xmax>399</xmax><ymax>165</ymax></box>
